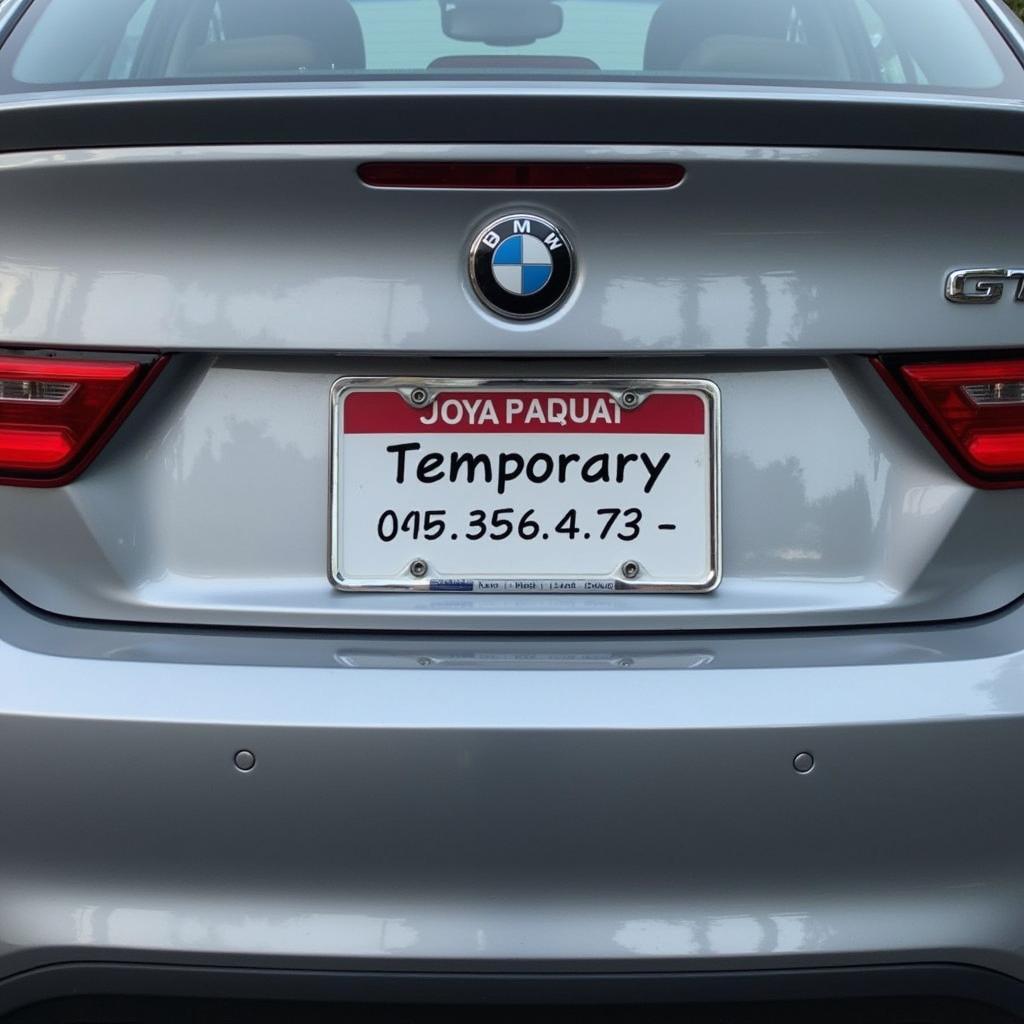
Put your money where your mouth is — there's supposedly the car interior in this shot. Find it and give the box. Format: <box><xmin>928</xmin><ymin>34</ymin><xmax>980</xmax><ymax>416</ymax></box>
<box><xmin>123</xmin><ymin>0</ymin><xmax>861</xmax><ymax>81</ymax></box>
<box><xmin>643</xmin><ymin>0</ymin><xmax>851</xmax><ymax>79</ymax></box>
<box><xmin>170</xmin><ymin>0</ymin><xmax>366</xmax><ymax>76</ymax></box>
<box><xmin>9</xmin><ymin>0</ymin><xmax>995</xmax><ymax>90</ymax></box>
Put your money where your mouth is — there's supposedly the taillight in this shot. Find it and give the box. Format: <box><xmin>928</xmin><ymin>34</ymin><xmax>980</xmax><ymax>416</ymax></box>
<box><xmin>0</xmin><ymin>353</ymin><xmax>165</xmax><ymax>486</ymax></box>
<box><xmin>875</xmin><ymin>356</ymin><xmax>1024</xmax><ymax>487</ymax></box>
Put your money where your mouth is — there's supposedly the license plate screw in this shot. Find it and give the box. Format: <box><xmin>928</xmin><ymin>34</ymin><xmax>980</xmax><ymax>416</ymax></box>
<box><xmin>621</xmin><ymin>560</ymin><xmax>640</xmax><ymax>580</ymax></box>
<box><xmin>621</xmin><ymin>391</ymin><xmax>640</xmax><ymax>409</ymax></box>
<box><xmin>410</xmin><ymin>558</ymin><xmax>429</xmax><ymax>579</ymax></box>
<box><xmin>409</xmin><ymin>387</ymin><xmax>431</xmax><ymax>408</ymax></box>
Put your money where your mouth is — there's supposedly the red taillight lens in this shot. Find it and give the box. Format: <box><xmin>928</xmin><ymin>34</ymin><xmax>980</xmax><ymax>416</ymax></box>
<box><xmin>0</xmin><ymin>354</ymin><xmax>164</xmax><ymax>486</ymax></box>
<box><xmin>876</xmin><ymin>356</ymin><xmax>1024</xmax><ymax>486</ymax></box>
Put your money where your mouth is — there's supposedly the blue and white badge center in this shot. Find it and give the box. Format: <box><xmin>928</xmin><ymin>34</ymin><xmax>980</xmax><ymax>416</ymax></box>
<box><xmin>492</xmin><ymin>233</ymin><xmax>554</xmax><ymax>296</ymax></box>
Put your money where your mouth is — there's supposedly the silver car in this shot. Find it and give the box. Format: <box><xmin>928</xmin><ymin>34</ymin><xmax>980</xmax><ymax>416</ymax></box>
<box><xmin>1</xmin><ymin>0</ymin><xmax>1024</xmax><ymax>1020</ymax></box>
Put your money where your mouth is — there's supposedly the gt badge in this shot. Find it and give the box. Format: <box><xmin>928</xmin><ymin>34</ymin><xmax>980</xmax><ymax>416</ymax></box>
<box><xmin>946</xmin><ymin>268</ymin><xmax>1024</xmax><ymax>304</ymax></box>
<box><xmin>469</xmin><ymin>214</ymin><xmax>574</xmax><ymax>320</ymax></box>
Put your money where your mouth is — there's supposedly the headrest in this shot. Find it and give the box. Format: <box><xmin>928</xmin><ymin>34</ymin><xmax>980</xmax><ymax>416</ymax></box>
<box><xmin>645</xmin><ymin>0</ymin><xmax>807</xmax><ymax>72</ymax></box>
<box><xmin>187</xmin><ymin>0</ymin><xmax>365</xmax><ymax>74</ymax></box>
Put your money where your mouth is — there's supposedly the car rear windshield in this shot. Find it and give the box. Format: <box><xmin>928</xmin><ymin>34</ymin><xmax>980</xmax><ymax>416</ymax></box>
<box><xmin>0</xmin><ymin>0</ymin><xmax>1018</xmax><ymax>94</ymax></box>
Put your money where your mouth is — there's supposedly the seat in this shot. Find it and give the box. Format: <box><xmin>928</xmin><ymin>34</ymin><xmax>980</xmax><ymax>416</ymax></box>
<box><xmin>186</xmin><ymin>0</ymin><xmax>365</xmax><ymax>74</ymax></box>
<box><xmin>188</xmin><ymin>35</ymin><xmax>321</xmax><ymax>74</ymax></box>
<box><xmin>643</xmin><ymin>0</ymin><xmax>831</xmax><ymax>79</ymax></box>
<box><xmin>428</xmin><ymin>55</ymin><xmax>600</xmax><ymax>71</ymax></box>
<box><xmin>682</xmin><ymin>34</ymin><xmax>829</xmax><ymax>78</ymax></box>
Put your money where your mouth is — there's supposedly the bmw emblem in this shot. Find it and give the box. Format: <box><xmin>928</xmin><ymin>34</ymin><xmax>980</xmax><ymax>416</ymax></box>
<box><xmin>469</xmin><ymin>214</ymin><xmax>575</xmax><ymax>320</ymax></box>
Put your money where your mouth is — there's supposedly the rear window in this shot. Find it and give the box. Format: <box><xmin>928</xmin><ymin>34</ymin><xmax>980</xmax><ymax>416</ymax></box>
<box><xmin>0</xmin><ymin>0</ymin><xmax>1018</xmax><ymax>94</ymax></box>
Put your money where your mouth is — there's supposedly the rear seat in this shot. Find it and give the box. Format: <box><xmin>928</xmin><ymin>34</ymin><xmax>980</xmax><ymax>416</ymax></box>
<box><xmin>184</xmin><ymin>0</ymin><xmax>364</xmax><ymax>74</ymax></box>
<box><xmin>644</xmin><ymin>0</ymin><xmax>836</xmax><ymax>79</ymax></box>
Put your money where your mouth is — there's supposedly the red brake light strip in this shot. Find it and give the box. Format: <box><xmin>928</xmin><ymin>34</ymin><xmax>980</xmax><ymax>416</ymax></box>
<box><xmin>358</xmin><ymin>162</ymin><xmax>686</xmax><ymax>190</ymax></box>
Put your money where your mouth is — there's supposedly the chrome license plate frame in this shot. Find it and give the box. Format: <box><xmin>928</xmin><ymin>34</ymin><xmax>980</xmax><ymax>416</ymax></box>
<box><xmin>329</xmin><ymin>377</ymin><xmax>721</xmax><ymax>594</ymax></box>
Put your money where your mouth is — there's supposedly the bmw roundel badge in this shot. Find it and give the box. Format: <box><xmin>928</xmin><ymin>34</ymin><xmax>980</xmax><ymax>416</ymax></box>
<box><xmin>469</xmin><ymin>214</ymin><xmax>575</xmax><ymax>320</ymax></box>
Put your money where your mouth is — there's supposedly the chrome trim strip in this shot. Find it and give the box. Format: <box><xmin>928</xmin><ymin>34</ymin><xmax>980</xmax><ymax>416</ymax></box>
<box><xmin>977</xmin><ymin>0</ymin><xmax>1024</xmax><ymax>67</ymax></box>
<box><xmin>0</xmin><ymin>0</ymin><xmax>32</xmax><ymax>44</ymax></box>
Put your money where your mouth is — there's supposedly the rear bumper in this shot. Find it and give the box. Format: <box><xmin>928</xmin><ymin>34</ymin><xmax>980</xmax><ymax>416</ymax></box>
<box><xmin>3</xmin><ymin>587</ymin><xmax>1024</xmax><ymax>1006</ymax></box>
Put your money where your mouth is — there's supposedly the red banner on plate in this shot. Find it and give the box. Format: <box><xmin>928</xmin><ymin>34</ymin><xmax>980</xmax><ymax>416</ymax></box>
<box><xmin>343</xmin><ymin>390</ymin><xmax>706</xmax><ymax>435</ymax></box>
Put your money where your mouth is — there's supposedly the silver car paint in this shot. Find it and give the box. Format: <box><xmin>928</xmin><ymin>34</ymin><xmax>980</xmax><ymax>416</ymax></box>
<box><xmin>2</xmin><ymin>144</ymin><xmax>1024</xmax><ymax>630</ymax></box>
<box><xmin>1</xmin><ymin>143</ymin><xmax>1024</xmax><ymax>355</ymax></box>
<box><xmin>2</xmin><ymin>584</ymin><xmax>1024</xmax><ymax>980</ymax></box>
<box><xmin>1</xmin><ymin>0</ymin><xmax>1024</xmax><ymax>998</ymax></box>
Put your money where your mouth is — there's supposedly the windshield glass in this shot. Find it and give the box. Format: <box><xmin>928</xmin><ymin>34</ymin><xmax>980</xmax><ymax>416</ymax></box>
<box><xmin>0</xmin><ymin>0</ymin><xmax>1016</xmax><ymax>94</ymax></box>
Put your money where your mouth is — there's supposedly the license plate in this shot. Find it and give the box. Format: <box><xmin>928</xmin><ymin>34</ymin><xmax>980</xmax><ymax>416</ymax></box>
<box><xmin>329</xmin><ymin>378</ymin><xmax>720</xmax><ymax>594</ymax></box>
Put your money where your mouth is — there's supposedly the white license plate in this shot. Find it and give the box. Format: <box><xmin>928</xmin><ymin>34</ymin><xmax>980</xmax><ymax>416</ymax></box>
<box><xmin>330</xmin><ymin>378</ymin><xmax>720</xmax><ymax>594</ymax></box>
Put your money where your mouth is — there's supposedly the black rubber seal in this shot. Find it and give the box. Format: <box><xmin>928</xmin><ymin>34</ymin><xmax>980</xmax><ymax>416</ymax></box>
<box><xmin>0</xmin><ymin>962</ymin><xmax>1023</xmax><ymax>1018</ymax></box>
